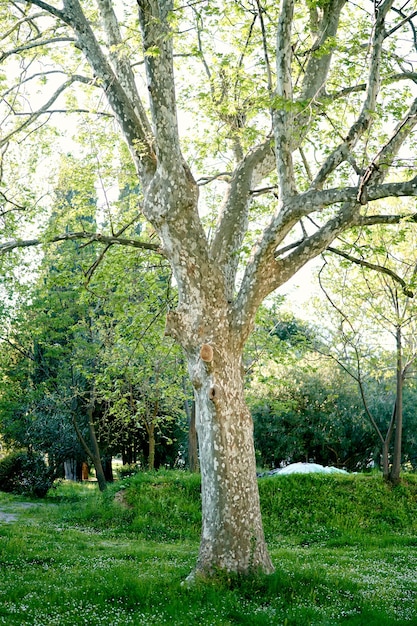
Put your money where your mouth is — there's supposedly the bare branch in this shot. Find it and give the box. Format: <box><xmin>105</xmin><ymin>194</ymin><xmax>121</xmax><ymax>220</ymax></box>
<box><xmin>357</xmin><ymin>96</ymin><xmax>417</xmax><ymax>202</ymax></box>
<box><xmin>13</xmin><ymin>108</ymin><xmax>113</xmax><ymax>118</ymax></box>
<box><xmin>0</xmin><ymin>76</ymin><xmax>87</xmax><ymax>148</ymax></box>
<box><xmin>1</xmin><ymin>11</ymin><xmax>49</xmax><ymax>42</ymax></box>
<box><xmin>0</xmin><ymin>37</ymin><xmax>76</xmax><ymax>63</ymax></box>
<box><xmin>317</xmin><ymin>261</ymin><xmax>385</xmax><ymax>444</ymax></box>
<box><xmin>197</xmin><ymin>172</ymin><xmax>232</xmax><ymax>186</ymax></box>
<box><xmin>386</xmin><ymin>9</ymin><xmax>417</xmax><ymax>38</ymax></box>
<box><xmin>326</xmin><ymin>246</ymin><xmax>414</xmax><ymax>297</ymax></box>
<box><xmin>0</xmin><ymin>231</ymin><xmax>164</xmax><ymax>254</ymax></box>
<box><xmin>255</xmin><ymin>0</ymin><xmax>273</xmax><ymax>94</ymax></box>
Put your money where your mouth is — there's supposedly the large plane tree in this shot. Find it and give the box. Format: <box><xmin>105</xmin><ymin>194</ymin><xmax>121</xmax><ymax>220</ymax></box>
<box><xmin>1</xmin><ymin>0</ymin><xmax>417</xmax><ymax>577</ymax></box>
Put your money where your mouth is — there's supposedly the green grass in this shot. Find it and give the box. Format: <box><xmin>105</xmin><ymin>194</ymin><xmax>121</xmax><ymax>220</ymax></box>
<box><xmin>1</xmin><ymin>471</ymin><xmax>417</xmax><ymax>624</ymax></box>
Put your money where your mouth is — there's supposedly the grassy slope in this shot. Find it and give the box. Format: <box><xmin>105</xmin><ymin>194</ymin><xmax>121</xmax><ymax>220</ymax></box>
<box><xmin>0</xmin><ymin>472</ymin><xmax>416</xmax><ymax>625</ymax></box>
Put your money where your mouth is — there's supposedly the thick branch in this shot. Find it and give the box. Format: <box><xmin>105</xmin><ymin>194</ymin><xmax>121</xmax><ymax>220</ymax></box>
<box><xmin>358</xmin><ymin>212</ymin><xmax>417</xmax><ymax>227</ymax></box>
<box><xmin>299</xmin><ymin>0</ymin><xmax>346</xmax><ymax>101</ymax></box>
<box><xmin>96</xmin><ymin>0</ymin><xmax>153</xmax><ymax>139</ymax></box>
<box><xmin>274</xmin><ymin>0</ymin><xmax>295</xmax><ymax>200</ymax></box>
<box><xmin>137</xmin><ymin>0</ymin><xmax>182</xmax><ymax>165</ymax></box>
<box><xmin>210</xmin><ymin>141</ymin><xmax>274</xmax><ymax>259</ymax></box>
<box><xmin>210</xmin><ymin>141</ymin><xmax>275</xmax><ymax>296</ymax></box>
<box><xmin>311</xmin><ymin>0</ymin><xmax>394</xmax><ymax>189</ymax></box>
<box><xmin>61</xmin><ymin>0</ymin><xmax>156</xmax><ymax>181</ymax></box>
<box><xmin>235</xmin><ymin>172</ymin><xmax>417</xmax><ymax>337</ymax></box>
<box><xmin>327</xmin><ymin>72</ymin><xmax>417</xmax><ymax>101</ymax></box>
<box><xmin>284</xmin><ymin>176</ymin><xmax>417</xmax><ymax>215</ymax></box>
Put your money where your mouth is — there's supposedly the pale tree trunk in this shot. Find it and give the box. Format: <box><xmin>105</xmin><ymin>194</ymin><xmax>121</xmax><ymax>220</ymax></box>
<box><xmin>184</xmin><ymin>386</ymin><xmax>199</xmax><ymax>472</ymax></box>
<box><xmin>184</xmin><ymin>340</ymin><xmax>274</xmax><ymax>578</ymax></box>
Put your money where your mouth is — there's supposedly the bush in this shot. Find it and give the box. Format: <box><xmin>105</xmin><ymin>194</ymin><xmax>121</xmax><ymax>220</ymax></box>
<box><xmin>0</xmin><ymin>450</ymin><xmax>55</xmax><ymax>497</ymax></box>
<box><xmin>116</xmin><ymin>463</ymin><xmax>141</xmax><ymax>479</ymax></box>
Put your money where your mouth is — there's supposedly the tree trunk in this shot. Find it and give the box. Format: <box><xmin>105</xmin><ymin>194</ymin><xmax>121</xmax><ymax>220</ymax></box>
<box><xmin>186</xmin><ymin>345</ymin><xmax>274</xmax><ymax>579</ymax></box>
<box><xmin>185</xmin><ymin>396</ymin><xmax>199</xmax><ymax>472</ymax></box>
<box><xmin>148</xmin><ymin>422</ymin><xmax>155</xmax><ymax>471</ymax></box>
<box><xmin>382</xmin><ymin>440</ymin><xmax>390</xmax><ymax>480</ymax></box>
<box><xmin>87</xmin><ymin>405</ymin><xmax>107</xmax><ymax>492</ymax></box>
<box><xmin>382</xmin><ymin>402</ymin><xmax>396</xmax><ymax>481</ymax></box>
<box><xmin>390</xmin><ymin>326</ymin><xmax>403</xmax><ymax>485</ymax></box>
<box><xmin>71</xmin><ymin>409</ymin><xmax>107</xmax><ymax>492</ymax></box>
<box><xmin>103</xmin><ymin>455</ymin><xmax>114</xmax><ymax>482</ymax></box>
<box><xmin>64</xmin><ymin>459</ymin><xmax>77</xmax><ymax>481</ymax></box>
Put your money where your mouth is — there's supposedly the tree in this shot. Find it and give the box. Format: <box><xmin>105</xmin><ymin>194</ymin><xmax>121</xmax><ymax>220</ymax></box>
<box><xmin>317</xmin><ymin>223</ymin><xmax>417</xmax><ymax>483</ymax></box>
<box><xmin>2</xmin><ymin>0</ymin><xmax>417</xmax><ymax>577</ymax></box>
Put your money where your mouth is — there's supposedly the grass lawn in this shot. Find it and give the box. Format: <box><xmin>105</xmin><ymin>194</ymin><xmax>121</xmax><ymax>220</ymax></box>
<box><xmin>0</xmin><ymin>472</ymin><xmax>417</xmax><ymax>625</ymax></box>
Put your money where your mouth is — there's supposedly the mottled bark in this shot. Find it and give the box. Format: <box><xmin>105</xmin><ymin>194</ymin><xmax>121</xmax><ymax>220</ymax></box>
<box><xmin>186</xmin><ymin>342</ymin><xmax>273</xmax><ymax>577</ymax></box>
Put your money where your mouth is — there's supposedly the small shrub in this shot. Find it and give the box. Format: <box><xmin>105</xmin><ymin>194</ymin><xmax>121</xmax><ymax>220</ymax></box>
<box><xmin>116</xmin><ymin>463</ymin><xmax>141</xmax><ymax>479</ymax></box>
<box><xmin>0</xmin><ymin>450</ymin><xmax>55</xmax><ymax>497</ymax></box>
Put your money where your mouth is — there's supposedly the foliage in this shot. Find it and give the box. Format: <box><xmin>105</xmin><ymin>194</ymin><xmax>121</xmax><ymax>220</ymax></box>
<box><xmin>0</xmin><ymin>450</ymin><xmax>55</xmax><ymax>497</ymax></box>
<box><xmin>0</xmin><ymin>153</ymin><xmax>188</xmax><ymax>473</ymax></box>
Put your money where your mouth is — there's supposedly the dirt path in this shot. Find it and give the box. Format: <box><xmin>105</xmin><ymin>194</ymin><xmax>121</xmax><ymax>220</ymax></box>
<box><xmin>0</xmin><ymin>501</ymin><xmax>39</xmax><ymax>523</ymax></box>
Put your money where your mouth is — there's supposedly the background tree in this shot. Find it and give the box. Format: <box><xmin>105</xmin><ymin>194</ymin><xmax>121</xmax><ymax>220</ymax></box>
<box><xmin>1</xmin><ymin>0</ymin><xmax>417</xmax><ymax>577</ymax></box>
<box><xmin>316</xmin><ymin>221</ymin><xmax>417</xmax><ymax>483</ymax></box>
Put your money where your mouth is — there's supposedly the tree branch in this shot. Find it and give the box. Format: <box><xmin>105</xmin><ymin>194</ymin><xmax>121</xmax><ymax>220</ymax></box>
<box><xmin>0</xmin><ymin>231</ymin><xmax>163</xmax><ymax>254</ymax></box>
<box><xmin>326</xmin><ymin>246</ymin><xmax>414</xmax><ymax>297</ymax></box>
<box><xmin>356</xmin><ymin>96</ymin><xmax>417</xmax><ymax>202</ymax></box>
<box><xmin>298</xmin><ymin>0</ymin><xmax>346</xmax><ymax>101</ymax></box>
<box><xmin>96</xmin><ymin>0</ymin><xmax>153</xmax><ymax>139</ymax></box>
<box><xmin>0</xmin><ymin>37</ymin><xmax>76</xmax><ymax>63</ymax></box>
<box><xmin>327</xmin><ymin>72</ymin><xmax>417</xmax><ymax>101</ymax></box>
<box><xmin>0</xmin><ymin>76</ymin><xmax>89</xmax><ymax>148</ymax></box>
<box><xmin>137</xmin><ymin>0</ymin><xmax>182</xmax><ymax>166</ymax></box>
<box><xmin>61</xmin><ymin>0</ymin><xmax>156</xmax><ymax>181</ymax></box>
<box><xmin>20</xmin><ymin>0</ymin><xmax>67</xmax><ymax>23</ymax></box>
<box><xmin>210</xmin><ymin>140</ymin><xmax>275</xmax><ymax>294</ymax></box>
<box><xmin>273</xmin><ymin>0</ymin><xmax>296</xmax><ymax>200</ymax></box>
<box><xmin>311</xmin><ymin>0</ymin><xmax>394</xmax><ymax>189</ymax></box>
